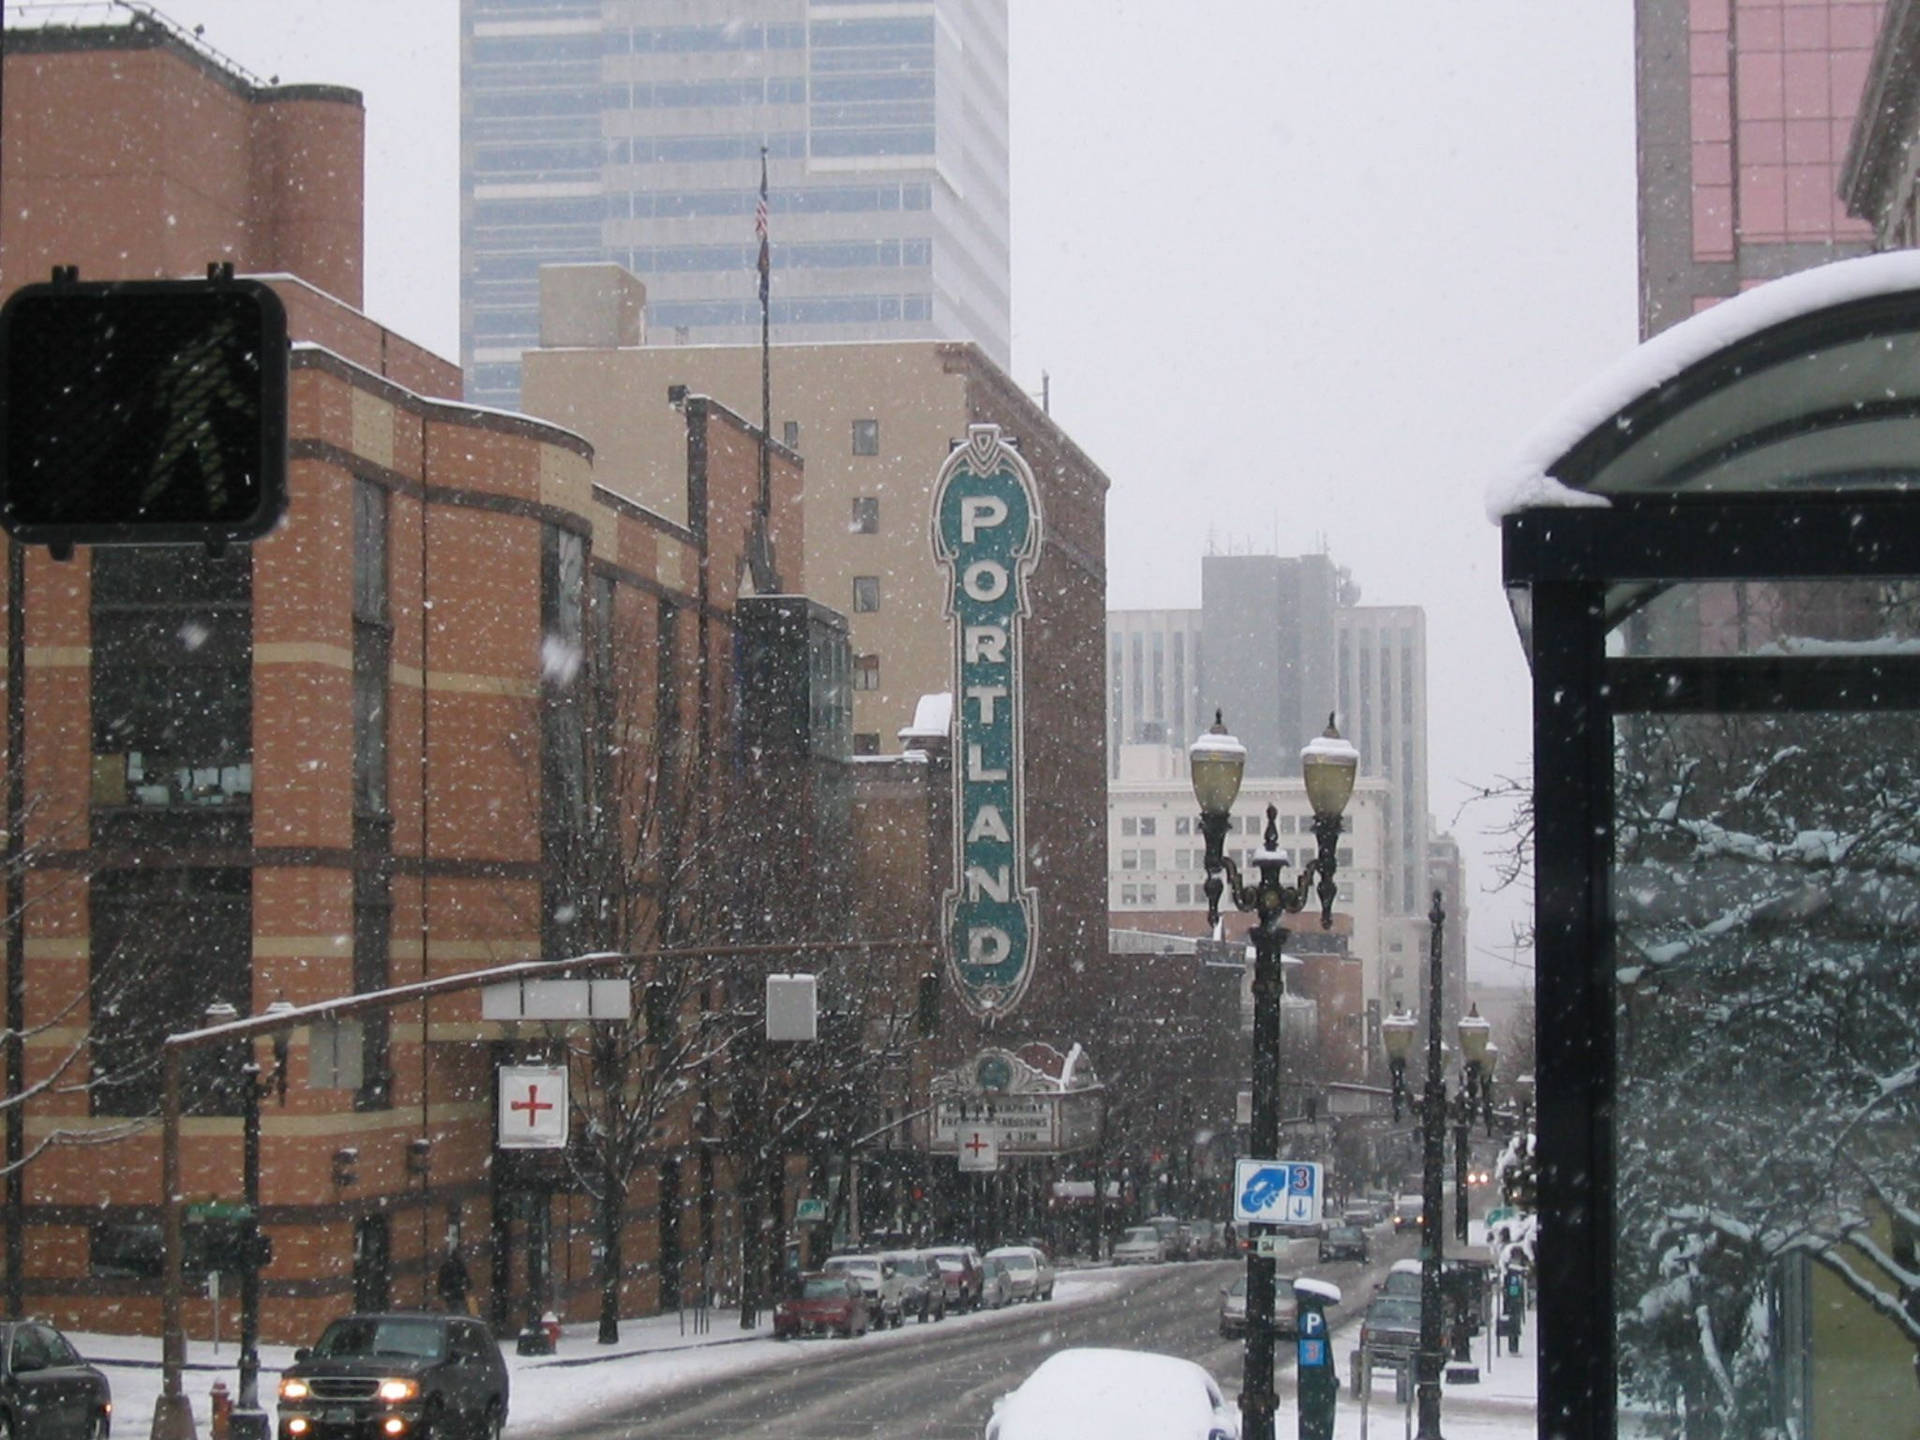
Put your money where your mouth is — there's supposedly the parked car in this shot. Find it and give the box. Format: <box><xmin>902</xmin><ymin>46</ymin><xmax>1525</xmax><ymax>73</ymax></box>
<box><xmin>1358</xmin><ymin>1294</ymin><xmax>1423</xmax><ymax>1376</ymax></box>
<box><xmin>277</xmin><ymin>1311</ymin><xmax>508</xmax><ymax>1440</ymax></box>
<box><xmin>1380</xmin><ymin>1258</ymin><xmax>1422</xmax><ymax>1298</ymax></box>
<box><xmin>984</xmin><ymin>1347</ymin><xmax>1240</xmax><ymax>1440</ymax></box>
<box><xmin>1112</xmin><ymin>1225</ymin><xmax>1166</xmax><ymax>1265</ymax></box>
<box><xmin>882</xmin><ymin>1251</ymin><xmax>946</xmax><ymax>1322</ymax></box>
<box><xmin>1318</xmin><ymin>1224</ymin><xmax>1370</xmax><ymax>1264</ymax></box>
<box><xmin>822</xmin><ymin>1254</ymin><xmax>909</xmax><ymax>1328</ymax></box>
<box><xmin>1217</xmin><ymin>1273</ymin><xmax>1298</xmax><ymax>1340</ymax></box>
<box><xmin>0</xmin><ymin>1319</ymin><xmax>112</xmax><ymax>1440</ymax></box>
<box><xmin>1393</xmin><ymin>1194</ymin><xmax>1426</xmax><ymax>1232</ymax></box>
<box><xmin>924</xmin><ymin>1248</ymin><xmax>984</xmax><ymax>1311</ymax></box>
<box><xmin>774</xmin><ymin>1273</ymin><xmax>870</xmax><ymax>1339</ymax></box>
<box><xmin>1147</xmin><ymin>1215</ymin><xmax>1191</xmax><ymax>1261</ymax></box>
<box><xmin>984</xmin><ymin>1245</ymin><xmax>1054</xmax><ymax>1302</ymax></box>
<box><xmin>1186</xmin><ymin>1220</ymin><xmax>1223</xmax><ymax>1258</ymax></box>
<box><xmin>978</xmin><ymin>1254</ymin><xmax>1017</xmax><ymax>1308</ymax></box>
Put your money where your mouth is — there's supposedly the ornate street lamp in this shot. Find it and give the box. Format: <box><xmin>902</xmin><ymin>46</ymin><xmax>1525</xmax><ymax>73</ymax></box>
<box><xmin>1190</xmin><ymin>711</ymin><xmax>1356</xmax><ymax>1440</ymax></box>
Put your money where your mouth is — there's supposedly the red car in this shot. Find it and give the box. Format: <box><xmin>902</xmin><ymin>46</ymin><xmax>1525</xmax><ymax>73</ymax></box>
<box><xmin>774</xmin><ymin>1273</ymin><xmax>871</xmax><ymax>1339</ymax></box>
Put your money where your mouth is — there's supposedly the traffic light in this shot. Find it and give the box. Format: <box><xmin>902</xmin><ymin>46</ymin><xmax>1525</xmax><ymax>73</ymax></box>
<box><xmin>0</xmin><ymin>268</ymin><xmax>288</xmax><ymax>556</ymax></box>
<box><xmin>917</xmin><ymin>971</ymin><xmax>941</xmax><ymax>1037</ymax></box>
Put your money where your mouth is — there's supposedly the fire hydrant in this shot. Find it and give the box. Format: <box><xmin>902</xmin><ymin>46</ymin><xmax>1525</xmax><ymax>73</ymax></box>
<box><xmin>541</xmin><ymin>1311</ymin><xmax>561</xmax><ymax>1349</ymax></box>
<box><xmin>209</xmin><ymin>1379</ymin><xmax>233</xmax><ymax>1440</ymax></box>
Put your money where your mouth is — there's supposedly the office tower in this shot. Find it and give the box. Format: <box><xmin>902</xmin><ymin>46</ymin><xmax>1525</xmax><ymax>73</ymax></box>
<box><xmin>461</xmin><ymin>0</ymin><xmax>1011</xmax><ymax>411</ymax></box>
<box><xmin>1198</xmin><ymin>553</ymin><xmax>1340</xmax><ymax>778</ymax></box>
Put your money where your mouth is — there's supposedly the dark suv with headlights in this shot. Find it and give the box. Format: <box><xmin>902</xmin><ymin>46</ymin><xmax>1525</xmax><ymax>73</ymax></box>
<box><xmin>277</xmin><ymin>1313</ymin><xmax>507</xmax><ymax>1440</ymax></box>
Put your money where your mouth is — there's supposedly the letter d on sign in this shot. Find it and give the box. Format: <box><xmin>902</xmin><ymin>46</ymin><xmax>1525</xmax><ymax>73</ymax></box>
<box><xmin>968</xmin><ymin>927</ymin><xmax>1011</xmax><ymax>965</ymax></box>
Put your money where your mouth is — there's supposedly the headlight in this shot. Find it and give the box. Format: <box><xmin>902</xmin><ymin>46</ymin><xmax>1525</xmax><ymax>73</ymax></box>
<box><xmin>376</xmin><ymin>1379</ymin><xmax>420</xmax><ymax>1403</ymax></box>
<box><xmin>279</xmin><ymin>1378</ymin><xmax>310</xmax><ymax>1401</ymax></box>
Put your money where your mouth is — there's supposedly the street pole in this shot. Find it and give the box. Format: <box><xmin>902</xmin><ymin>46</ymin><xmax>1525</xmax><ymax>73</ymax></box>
<box><xmin>1415</xmin><ymin>891</ymin><xmax>1448</xmax><ymax>1440</ymax></box>
<box><xmin>233</xmin><ymin>1060</ymin><xmax>267</xmax><ymax>1440</ymax></box>
<box><xmin>1243</xmin><ymin>905</ymin><xmax>1284</xmax><ymax>1440</ymax></box>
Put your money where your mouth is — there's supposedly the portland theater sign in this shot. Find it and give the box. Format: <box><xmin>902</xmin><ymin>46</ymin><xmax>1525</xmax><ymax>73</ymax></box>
<box><xmin>931</xmin><ymin>424</ymin><xmax>1042</xmax><ymax>1018</ymax></box>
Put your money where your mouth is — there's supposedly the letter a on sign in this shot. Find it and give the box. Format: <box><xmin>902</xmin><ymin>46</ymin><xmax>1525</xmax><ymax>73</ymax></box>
<box><xmin>498</xmin><ymin>1065</ymin><xmax>569</xmax><ymax>1150</ymax></box>
<box><xmin>932</xmin><ymin>424</ymin><xmax>1042</xmax><ymax>1019</ymax></box>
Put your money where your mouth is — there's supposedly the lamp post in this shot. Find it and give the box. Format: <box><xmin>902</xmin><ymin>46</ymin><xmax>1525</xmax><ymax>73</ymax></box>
<box><xmin>1190</xmin><ymin>711</ymin><xmax>1356</xmax><ymax>1440</ymax></box>
<box><xmin>1381</xmin><ymin>895</ymin><xmax>1501</xmax><ymax>1438</ymax></box>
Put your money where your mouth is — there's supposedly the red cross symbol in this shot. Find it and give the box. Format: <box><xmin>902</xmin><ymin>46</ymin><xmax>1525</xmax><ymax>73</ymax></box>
<box><xmin>964</xmin><ymin>1131</ymin><xmax>991</xmax><ymax>1159</ymax></box>
<box><xmin>511</xmin><ymin>1085</ymin><xmax>555</xmax><ymax>1127</ymax></box>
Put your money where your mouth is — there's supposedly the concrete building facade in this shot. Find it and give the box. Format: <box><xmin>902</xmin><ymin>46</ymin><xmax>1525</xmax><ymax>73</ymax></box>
<box><xmin>461</xmin><ymin>0</ymin><xmax>1012</xmax><ymax>411</ymax></box>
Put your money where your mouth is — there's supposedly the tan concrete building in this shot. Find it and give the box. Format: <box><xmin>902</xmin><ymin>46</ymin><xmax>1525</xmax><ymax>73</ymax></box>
<box><xmin>522</xmin><ymin>263</ymin><xmax>1110</xmax><ymax>757</ymax></box>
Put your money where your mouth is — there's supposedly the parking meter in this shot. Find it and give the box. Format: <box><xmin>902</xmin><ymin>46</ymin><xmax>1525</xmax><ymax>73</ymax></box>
<box><xmin>1293</xmin><ymin>1277</ymin><xmax>1342</xmax><ymax>1440</ymax></box>
<box><xmin>1500</xmin><ymin>1265</ymin><xmax>1526</xmax><ymax>1354</ymax></box>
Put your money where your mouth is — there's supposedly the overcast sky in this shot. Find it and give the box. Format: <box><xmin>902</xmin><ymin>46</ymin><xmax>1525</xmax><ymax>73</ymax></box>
<box><xmin>118</xmin><ymin>0</ymin><xmax>1642</xmax><ymax>983</ymax></box>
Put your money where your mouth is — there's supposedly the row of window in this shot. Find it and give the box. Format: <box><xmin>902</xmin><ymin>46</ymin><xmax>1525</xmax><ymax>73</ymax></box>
<box><xmin>1114</xmin><ymin>881</ymin><xmax>1352</xmax><ymax>908</ymax></box>
<box><xmin>470</xmin><ymin>182</ymin><xmax>935</xmax><ymax>223</ymax></box>
<box><xmin>1115</xmin><ymin>811</ymin><xmax>1355</xmax><ymax>838</ymax></box>
<box><xmin>646</xmin><ymin>293</ymin><xmax>934</xmax><ymax>331</ymax></box>
<box><xmin>1118</xmin><ymin>846</ymin><xmax>1357</xmax><ymax>872</ymax></box>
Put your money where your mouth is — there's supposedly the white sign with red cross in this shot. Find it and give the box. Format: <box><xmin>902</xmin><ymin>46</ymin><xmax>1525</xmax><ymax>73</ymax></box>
<box><xmin>957</xmin><ymin>1127</ymin><xmax>999</xmax><ymax>1172</ymax></box>
<box><xmin>497</xmin><ymin>1065</ymin><xmax>569</xmax><ymax>1150</ymax></box>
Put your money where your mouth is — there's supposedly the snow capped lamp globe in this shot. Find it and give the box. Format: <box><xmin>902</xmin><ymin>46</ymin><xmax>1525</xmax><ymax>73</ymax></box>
<box><xmin>1187</xmin><ymin>711</ymin><xmax>1246</xmax><ymax>926</ymax></box>
<box><xmin>1458</xmin><ymin>1002</ymin><xmax>1496</xmax><ymax>1132</ymax></box>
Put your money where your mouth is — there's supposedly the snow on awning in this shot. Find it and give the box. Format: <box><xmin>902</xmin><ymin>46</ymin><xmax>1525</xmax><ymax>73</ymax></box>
<box><xmin>1487</xmin><ymin>249</ymin><xmax>1920</xmax><ymax>521</ymax></box>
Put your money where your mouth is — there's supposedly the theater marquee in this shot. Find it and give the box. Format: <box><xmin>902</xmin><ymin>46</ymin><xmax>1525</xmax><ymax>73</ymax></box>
<box><xmin>931</xmin><ymin>424</ymin><xmax>1042</xmax><ymax>1018</ymax></box>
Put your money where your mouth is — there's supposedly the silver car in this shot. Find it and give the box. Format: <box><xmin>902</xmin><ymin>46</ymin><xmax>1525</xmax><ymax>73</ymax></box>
<box><xmin>1112</xmin><ymin>1225</ymin><xmax>1165</xmax><ymax>1264</ymax></box>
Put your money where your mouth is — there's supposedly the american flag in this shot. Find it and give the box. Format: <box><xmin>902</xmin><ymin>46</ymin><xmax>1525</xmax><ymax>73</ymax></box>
<box><xmin>756</xmin><ymin>147</ymin><xmax>770</xmax><ymax>301</ymax></box>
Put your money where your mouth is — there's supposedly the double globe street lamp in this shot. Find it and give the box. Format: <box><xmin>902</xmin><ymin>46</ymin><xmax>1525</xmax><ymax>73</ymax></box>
<box><xmin>1379</xmin><ymin>902</ymin><xmax>1500</xmax><ymax>1440</ymax></box>
<box><xmin>1189</xmin><ymin>711</ymin><xmax>1357</xmax><ymax>1440</ymax></box>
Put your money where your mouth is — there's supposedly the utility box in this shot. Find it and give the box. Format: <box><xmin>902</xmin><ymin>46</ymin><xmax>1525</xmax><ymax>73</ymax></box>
<box><xmin>765</xmin><ymin>973</ymin><xmax>818</xmax><ymax>1042</ymax></box>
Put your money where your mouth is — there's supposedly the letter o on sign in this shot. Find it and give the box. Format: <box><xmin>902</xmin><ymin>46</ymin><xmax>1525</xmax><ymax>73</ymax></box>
<box><xmin>963</xmin><ymin>560</ymin><xmax>1008</xmax><ymax>602</ymax></box>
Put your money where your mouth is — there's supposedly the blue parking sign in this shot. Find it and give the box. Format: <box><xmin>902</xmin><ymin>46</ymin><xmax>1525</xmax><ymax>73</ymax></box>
<box><xmin>1233</xmin><ymin>1158</ymin><xmax>1323</xmax><ymax>1225</ymax></box>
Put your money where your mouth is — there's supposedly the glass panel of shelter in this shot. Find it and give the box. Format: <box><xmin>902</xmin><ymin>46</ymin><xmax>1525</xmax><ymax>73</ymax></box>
<box><xmin>1605</xmin><ymin>594</ymin><xmax>1920</xmax><ymax>1438</ymax></box>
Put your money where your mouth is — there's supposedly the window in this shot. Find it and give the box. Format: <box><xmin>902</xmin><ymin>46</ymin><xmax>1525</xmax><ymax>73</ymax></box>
<box><xmin>852</xmin><ymin>576</ymin><xmax>880</xmax><ymax>612</ymax></box>
<box><xmin>1338</xmin><ymin>847</ymin><xmax>1354</xmax><ymax>867</ymax></box>
<box><xmin>853</xmin><ymin>732</ymin><xmax>880</xmax><ymax>755</ymax></box>
<box><xmin>851</xmin><ymin>418</ymin><xmax>879</xmax><ymax>455</ymax></box>
<box><xmin>1120</xmin><ymin>849</ymin><xmax>1138</xmax><ymax>870</ymax></box>
<box><xmin>782</xmin><ymin>419</ymin><xmax>800</xmax><ymax>448</ymax></box>
<box><xmin>1121</xmin><ymin>816</ymin><xmax>1137</xmax><ymax>836</ymax></box>
<box><xmin>1280</xmin><ymin>813</ymin><xmax>1296</xmax><ymax>834</ymax></box>
<box><xmin>1140</xmin><ymin>849</ymin><xmax>1156</xmax><ymax>870</ymax></box>
<box><xmin>1120</xmin><ymin>884</ymin><xmax>1138</xmax><ymax>905</ymax></box>
<box><xmin>1176</xmin><ymin>883</ymin><xmax>1192</xmax><ymax>905</ymax></box>
<box><xmin>1175</xmin><ymin>816</ymin><xmax>1191</xmax><ymax>836</ymax></box>
<box><xmin>352</xmin><ymin>480</ymin><xmax>390</xmax><ymax>816</ymax></box>
<box><xmin>851</xmin><ymin>496</ymin><xmax>879</xmax><ymax>533</ymax></box>
<box><xmin>1139</xmin><ymin>884</ymin><xmax>1157</xmax><ymax>905</ymax></box>
<box><xmin>853</xmin><ymin>653</ymin><xmax>880</xmax><ymax>690</ymax></box>
<box><xmin>1138</xmin><ymin>817</ymin><xmax>1156</xmax><ymax>836</ymax></box>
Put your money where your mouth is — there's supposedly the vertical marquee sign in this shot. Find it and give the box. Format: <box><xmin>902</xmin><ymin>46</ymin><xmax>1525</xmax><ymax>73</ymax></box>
<box><xmin>932</xmin><ymin>424</ymin><xmax>1043</xmax><ymax>1017</ymax></box>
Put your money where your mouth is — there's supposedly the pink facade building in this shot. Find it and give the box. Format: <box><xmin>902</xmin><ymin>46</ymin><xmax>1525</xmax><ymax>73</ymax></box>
<box><xmin>1638</xmin><ymin>0</ymin><xmax>1885</xmax><ymax>336</ymax></box>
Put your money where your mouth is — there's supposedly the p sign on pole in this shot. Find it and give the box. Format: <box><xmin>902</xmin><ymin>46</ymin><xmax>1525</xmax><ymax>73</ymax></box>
<box><xmin>1233</xmin><ymin>1159</ymin><xmax>1323</xmax><ymax>1227</ymax></box>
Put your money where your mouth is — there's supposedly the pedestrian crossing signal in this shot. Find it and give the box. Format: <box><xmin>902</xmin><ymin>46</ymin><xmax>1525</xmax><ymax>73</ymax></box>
<box><xmin>0</xmin><ymin>269</ymin><xmax>288</xmax><ymax>557</ymax></box>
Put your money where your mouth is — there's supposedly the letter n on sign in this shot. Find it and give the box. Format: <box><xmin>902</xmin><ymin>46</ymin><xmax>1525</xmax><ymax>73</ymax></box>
<box><xmin>498</xmin><ymin>1064</ymin><xmax>569</xmax><ymax>1149</ymax></box>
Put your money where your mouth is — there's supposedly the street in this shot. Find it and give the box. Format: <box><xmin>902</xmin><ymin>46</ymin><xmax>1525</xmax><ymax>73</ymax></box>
<box><xmin>541</xmin><ymin>1234</ymin><xmax>1417</xmax><ymax>1440</ymax></box>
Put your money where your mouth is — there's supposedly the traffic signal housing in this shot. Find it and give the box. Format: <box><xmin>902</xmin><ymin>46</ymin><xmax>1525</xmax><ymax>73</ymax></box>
<box><xmin>0</xmin><ymin>270</ymin><xmax>288</xmax><ymax>556</ymax></box>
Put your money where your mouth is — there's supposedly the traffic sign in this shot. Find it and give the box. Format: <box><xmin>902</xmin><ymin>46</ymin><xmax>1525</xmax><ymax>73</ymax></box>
<box><xmin>497</xmin><ymin>1065</ymin><xmax>568</xmax><ymax>1150</ymax></box>
<box><xmin>957</xmin><ymin>1127</ymin><xmax>999</xmax><ymax>1172</ymax></box>
<box><xmin>1233</xmin><ymin>1159</ymin><xmax>1323</xmax><ymax>1226</ymax></box>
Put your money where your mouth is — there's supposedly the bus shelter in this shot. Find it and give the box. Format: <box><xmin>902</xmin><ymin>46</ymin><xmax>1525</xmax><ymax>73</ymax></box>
<box><xmin>1499</xmin><ymin>252</ymin><xmax>1920</xmax><ymax>1440</ymax></box>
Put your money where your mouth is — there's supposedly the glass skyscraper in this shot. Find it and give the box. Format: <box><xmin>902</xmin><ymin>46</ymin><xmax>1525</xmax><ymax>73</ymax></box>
<box><xmin>461</xmin><ymin>0</ymin><xmax>1010</xmax><ymax>412</ymax></box>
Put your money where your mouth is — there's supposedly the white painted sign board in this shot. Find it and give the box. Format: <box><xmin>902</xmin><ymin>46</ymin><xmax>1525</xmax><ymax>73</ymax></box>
<box><xmin>1233</xmin><ymin>1159</ymin><xmax>1323</xmax><ymax>1226</ymax></box>
<box><xmin>497</xmin><ymin>1065</ymin><xmax>569</xmax><ymax>1149</ymax></box>
<box><xmin>957</xmin><ymin>1127</ymin><xmax>999</xmax><ymax>1172</ymax></box>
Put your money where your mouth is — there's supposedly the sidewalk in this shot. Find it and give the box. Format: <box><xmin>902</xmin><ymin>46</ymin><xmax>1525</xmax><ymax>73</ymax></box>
<box><xmin>1315</xmin><ymin>1311</ymin><xmax>1538</xmax><ymax>1440</ymax></box>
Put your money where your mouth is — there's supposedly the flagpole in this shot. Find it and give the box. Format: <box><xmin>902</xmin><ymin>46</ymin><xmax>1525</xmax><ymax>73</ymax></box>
<box><xmin>756</xmin><ymin>143</ymin><xmax>775</xmax><ymax>589</ymax></box>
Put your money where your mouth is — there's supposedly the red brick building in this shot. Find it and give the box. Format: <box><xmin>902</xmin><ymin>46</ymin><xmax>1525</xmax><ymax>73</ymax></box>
<box><xmin>1</xmin><ymin>16</ymin><xmax>821</xmax><ymax>1340</ymax></box>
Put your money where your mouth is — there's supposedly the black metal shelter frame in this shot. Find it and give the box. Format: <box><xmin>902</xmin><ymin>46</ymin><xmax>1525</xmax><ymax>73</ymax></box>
<box><xmin>1501</xmin><ymin>274</ymin><xmax>1920</xmax><ymax>1438</ymax></box>
<box><xmin>1506</xmin><ymin>492</ymin><xmax>1920</xmax><ymax>1439</ymax></box>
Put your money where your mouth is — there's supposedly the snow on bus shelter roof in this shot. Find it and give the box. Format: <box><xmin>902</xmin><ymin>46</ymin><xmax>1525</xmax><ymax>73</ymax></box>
<box><xmin>1486</xmin><ymin>248</ymin><xmax>1920</xmax><ymax>521</ymax></box>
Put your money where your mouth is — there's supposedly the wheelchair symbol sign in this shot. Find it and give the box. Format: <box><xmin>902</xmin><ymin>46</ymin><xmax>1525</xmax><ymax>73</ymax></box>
<box><xmin>1233</xmin><ymin>1158</ymin><xmax>1323</xmax><ymax>1225</ymax></box>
